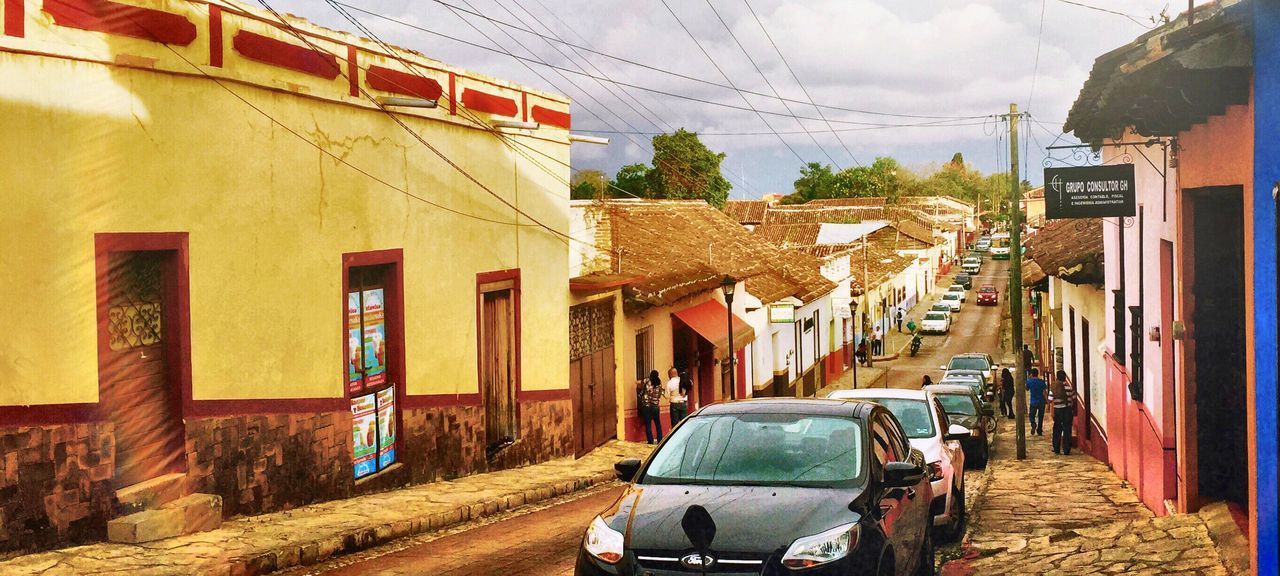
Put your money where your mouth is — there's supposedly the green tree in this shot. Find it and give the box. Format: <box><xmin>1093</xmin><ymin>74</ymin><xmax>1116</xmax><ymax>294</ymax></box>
<box><xmin>645</xmin><ymin>129</ymin><xmax>732</xmax><ymax>208</ymax></box>
<box><xmin>790</xmin><ymin>162</ymin><xmax>840</xmax><ymax>203</ymax></box>
<box><xmin>610</xmin><ymin>163</ymin><xmax>650</xmax><ymax>198</ymax></box>
<box><xmin>570</xmin><ymin>169</ymin><xmax>609</xmax><ymax>200</ymax></box>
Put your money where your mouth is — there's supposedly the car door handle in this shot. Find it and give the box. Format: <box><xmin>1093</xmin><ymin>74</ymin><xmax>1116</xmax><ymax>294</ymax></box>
<box><xmin>906</xmin><ymin>488</ymin><xmax>917</xmax><ymax>500</ymax></box>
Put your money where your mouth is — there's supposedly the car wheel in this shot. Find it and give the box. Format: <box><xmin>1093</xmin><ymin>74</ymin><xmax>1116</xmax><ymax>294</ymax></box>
<box><xmin>915</xmin><ymin>527</ymin><xmax>936</xmax><ymax>576</ymax></box>
<box><xmin>977</xmin><ymin>443</ymin><xmax>990</xmax><ymax>469</ymax></box>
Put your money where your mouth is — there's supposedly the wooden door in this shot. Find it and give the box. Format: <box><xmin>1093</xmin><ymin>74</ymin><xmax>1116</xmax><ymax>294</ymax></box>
<box><xmin>101</xmin><ymin>251</ymin><xmax>185</xmax><ymax>488</ymax></box>
<box><xmin>481</xmin><ymin>290</ymin><xmax>516</xmax><ymax>450</ymax></box>
<box><xmin>570</xmin><ymin>301</ymin><xmax>617</xmax><ymax>457</ymax></box>
<box><xmin>1081</xmin><ymin>318</ymin><xmax>1091</xmax><ymax>440</ymax></box>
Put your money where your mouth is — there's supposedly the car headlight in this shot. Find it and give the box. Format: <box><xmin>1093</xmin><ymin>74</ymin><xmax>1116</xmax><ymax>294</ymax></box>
<box><xmin>927</xmin><ymin>460</ymin><xmax>945</xmax><ymax>482</ymax></box>
<box><xmin>584</xmin><ymin>515</ymin><xmax>624</xmax><ymax>564</ymax></box>
<box><xmin>781</xmin><ymin>523</ymin><xmax>859</xmax><ymax>569</ymax></box>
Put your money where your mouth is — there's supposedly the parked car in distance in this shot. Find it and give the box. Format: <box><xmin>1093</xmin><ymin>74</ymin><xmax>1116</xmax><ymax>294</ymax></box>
<box><xmin>827</xmin><ymin>389</ymin><xmax>970</xmax><ymax>541</ymax></box>
<box><xmin>578</xmin><ymin>399</ymin><xmax>936</xmax><ymax>576</ymax></box>
<box><xmin>929</xmin><ymin>302</ymin><xmax>953</xmax><ymax>316</ymax></box>
<box><xmin>921</xmin><ymin>311</ymin><xmax>951</xmax><ymax>335</ymax></box>
<box><xmin>943</xmin><ymin>353</ymin><xmax>999</xmax><ymax>383</ymax></box>
<box><xmin>975</xmin><ymin>238</ymin><xmax>991</xmax><ymax>251</ymax></box>
<box><xmin>954</xmin><ymin>273</ymin><xmax>973</xmax><ymax>290</ymax></box>
<box><xmin>946</xmin><ymin>283</ymin><xmax>967</xmax><ymax>302</ymax></box>
<box><xmin>924</xmin><ymin>384</ymin><xmax>995</xmax><ymax>468</ymax></box>
<box><xmin>940</xmin><ymin>370</ymin><xmax>995</xmax><ymax>408</ymax></box>
<box><xmin>940</xmin><ymin>292</ymin><xmax>963</xmax><ymax>313</ymax></box>
<box><xmin>962</xmin><ymin>257</ymin><xmax>981</xmax><ymax>274</ymax></box>
<box><xmin>976</xmin><ymin>285</ymin><xmax>999</xmax><ymax>306</ymax></box>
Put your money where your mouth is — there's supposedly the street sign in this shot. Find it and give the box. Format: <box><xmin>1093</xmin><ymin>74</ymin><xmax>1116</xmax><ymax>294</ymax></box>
<box><xmin>1044</xmin><ymin>165</ymin><xmax>1136</xmax><ymax>219</ymax></box>
<box><xmin>768</xmin><ymin>302</ymin><xmax>794</xmax><ymax>324</ymax></box>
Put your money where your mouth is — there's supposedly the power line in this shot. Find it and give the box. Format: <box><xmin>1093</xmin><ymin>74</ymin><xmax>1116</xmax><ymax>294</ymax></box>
<box><xmin>573</xmin><ymin>118</ymin><xmax>992</xmax><ymax>136</ymax></box>
<box><xmin>743</xmin><ymin>0</ymin><xmax>861</xmax><ymax>167</ymax></box>
<box><xmin>702</xmin><ymin>0</ymin><xmax>843</xmax><ymax>169</ymax></box>
<box><xmin>1027</xmin><ymin>0</ymin><xmax>1047</xmax><ymax>111</ymax></box>
<box><xmin>1053</xmin><ymin>0</ymin><xmax>1157</xmax><ymax>28</ymax></box>
<box><xmin>335</xmin><ymin>1</ymin><xmax>988</xmax><ymax>121</ymax></box>
<box><xmin>658</xmin><ymin>0</ymin><xmax>809</xmax><ymax>166</ymax></box>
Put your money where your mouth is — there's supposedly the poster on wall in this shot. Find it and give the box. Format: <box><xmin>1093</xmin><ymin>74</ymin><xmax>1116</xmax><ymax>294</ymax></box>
<box><xmin>376</xmin><ymin>387</ymin><xmax>397</xmax><ymax>470</ymax></box>
<box><xmin>347</xmin><ymin>292</ymin><xmax>364</xmax><ymax>394</ymax></box>
<box><xmin>362</xmin><ymin>289</ymin><xmax>387</xmax><ymax>387</ymax></box>
<box><xmin>351</xmin><ymin>393</ymin><xmax>378</xmax><ymax>479</ymax></box>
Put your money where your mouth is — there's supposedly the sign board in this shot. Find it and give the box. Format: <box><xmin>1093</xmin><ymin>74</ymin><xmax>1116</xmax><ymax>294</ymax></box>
<box><xmin>768</xmin><ymin>302</ymin><xmax>794</xmax><ymax>324</ymax></box>
<box><xmin>1044</xmin><ymin>165</ymin><xmax>1136</xmax><ymax>219</ymax></box>
<box><xmin>831</xmin><ymin>297</ymin><xmax>852</xmax><ymax>319</ymax></box>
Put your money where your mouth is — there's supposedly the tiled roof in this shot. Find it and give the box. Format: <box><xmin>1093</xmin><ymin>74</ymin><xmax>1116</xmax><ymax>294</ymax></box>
<box><xmin>1024</xmin><ymin>218</ymin><xmax>1104</xmax><ymax>285</ymax></box>
<box><xmin>807</xmin><ymin>197</ymin><xmax>887</xmax><ymax>207</ymax></box>
<box><xmin>751</xmin><ymin>223</ymin><xmax>822</xmax><ymax>247</ymax></box>
<box><xmin>582</xmin><ymin>200</ymin><xmax>837</xmax><ymax>311</ymax></box>
<box><xmin>723</xmin><ymin>200</ymin><xmax>770</xmax><ymax>225</ymax></box>
<box><xmin>762</xmin><ymin>206</ymin><xmax>885</xmax><ymax>225</ymax></box>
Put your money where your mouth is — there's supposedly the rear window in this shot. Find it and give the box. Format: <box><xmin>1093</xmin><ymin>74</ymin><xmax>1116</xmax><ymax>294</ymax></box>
<box><xmin>937</xmin><ymin>394</ymin><xmax>979</xmax><ymax>416</ymax></box>
<box><xmin>943</xmin><ymin>293</ymin><xmax>960</xmax><ymax>300</ymax></box>
<box><xmin>925</xmin><ymin>312</ymin><xmax>948</xmax><ymax>321</ymax></box>
<box><xmin>641</xmin><ymin>413</ymin><xmax>865</xmax><ymax>487</ymax></box>
<box><xmin>861</xmin><ymin>398</ymin><xmax>935</xmax><ymax>439</ymax></box>
<box><xmin>947</xmin><ymin>357</ymin><xmax>989</xmax><ymax>372</ymax></box>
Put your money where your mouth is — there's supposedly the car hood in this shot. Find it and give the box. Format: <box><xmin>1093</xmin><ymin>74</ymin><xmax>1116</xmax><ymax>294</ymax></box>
<box><xmin>608</xmin><ymin>484</ymin><xmax>864</xmax><ymax>553</ymax></box>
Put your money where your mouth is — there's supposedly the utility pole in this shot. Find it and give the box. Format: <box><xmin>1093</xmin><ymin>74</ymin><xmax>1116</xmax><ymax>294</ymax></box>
<box><xmin>1007</xmin><ymin>103</ymin><xmax>1027</xmax><ymax>460</ymax></box>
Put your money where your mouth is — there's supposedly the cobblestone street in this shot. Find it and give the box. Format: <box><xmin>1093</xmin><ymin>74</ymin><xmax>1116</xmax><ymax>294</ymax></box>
<box><xmin>942</xmin><ymin>417</ymin><xmax>1249</xmax><ymax>576</ymax></box>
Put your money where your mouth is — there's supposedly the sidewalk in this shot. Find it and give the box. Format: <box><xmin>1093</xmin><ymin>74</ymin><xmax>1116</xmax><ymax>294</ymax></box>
<box><xmin>941</xmin><ymin>418</ymin><xmax>1249</xmax><ymax>575</ymax></box>
<box><xmin>0</xmin><ymin>442</ymin><xmax>652</xmax><ymax>576</ymax></box>
<box><xmin>815</xmin><ymin>365</ymin><xmax>888</xmax><ymax>398</ymax></box>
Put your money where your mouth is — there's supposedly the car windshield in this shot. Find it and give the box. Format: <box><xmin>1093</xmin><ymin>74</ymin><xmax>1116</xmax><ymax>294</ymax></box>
<box><xmin>936</xmin><ymin>394</ymin><xmax>979</xmax><ymax>416</ymax></box>
<box><xmin>948</xmin><ymin>357</ymin><xmax>989</xmax><ymax>372</ymax></box>
<box><xmin>641</xmin><ymin>413</ymin><xmax>865</xmax><ymax>487</ymax></box>
<box><xmin>925</xmin><ymin>312</ymin><xmax>948</xmax><ymax>321</ymax></box>
<box><xmin>862</xmin><ymin>398</ymin><xmax>935</xmax><ymax>439</ymax></box>
<box><xmin>979</xmin><ymin>287</ymin><xmax>996</xmax><ymax>293</ymax></box>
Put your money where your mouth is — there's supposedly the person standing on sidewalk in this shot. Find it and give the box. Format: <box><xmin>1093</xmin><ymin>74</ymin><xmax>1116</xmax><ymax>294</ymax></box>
<box><xmin>665</xmin><ymin>368</ymin><xmax>689</xmax><ymax>425</ymax></box>
<box><xmin>1051</xmin><ymin>370</ymin><xmax>1077</xmax><ymax>455</ymax></box>
<box><xmin>1000</xmin><ymin>367</ymin><xmax>1015</xmax><ymax>418</ymax></box>
<box><xmin>637</xmin><ymin>370</ymin><xmax>664</xmax><ymax>444</ymax></box>
<box><xmin>895</xmin><ymin>307</ymin><xmax>905</xmax><ymax>333</ymax></box>
<box><xmin>872</xmin><ymin>326</ymin><xmax>883</xmax><ymax>356</ymax></box>
<box><xmin>1022</xmin><ymin>344</ymin><xmax>1036</xmax><ymax>374</ymax></box>
<box><xmin>1026</xmin><ymin>367</ymin><xmax>1049</xmax><ymax>436</ymax></box>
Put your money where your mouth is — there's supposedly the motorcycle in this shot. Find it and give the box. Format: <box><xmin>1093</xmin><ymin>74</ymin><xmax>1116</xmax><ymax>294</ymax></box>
<box><xmin>909</xmin><ymin>333</ymin><xmax>923</xmax><ymax>357</ymax></box>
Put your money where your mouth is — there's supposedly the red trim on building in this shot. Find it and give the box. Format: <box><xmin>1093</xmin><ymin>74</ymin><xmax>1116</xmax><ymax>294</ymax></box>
<box><xmin>401</xmin><ymin>393</ymin><xmax>482</xmax><ymax>408</ymax></box>
<box><xmin>448</xmin><ymin>72</ymin><xmax>456</xmax><ymax>115</ymax></box>
<box><xmin>531</xmin><ymin>106</ymin><xmax>571</xmax><ymax>130</ymax></box>
<box><xmin>207</xmin><ymin>4</ymin><xmax>222</xmax><ymax>67</ymax></box>
<box><xmin>346</xmin><ymin>44</ymin><xmax>357</xmax><ymax>97</ymax></box>
<box><xmin>461</xmin><ymin>88</ymin><xmax>518</xmax><ymax>117</ymax></box>
<box><xmin>0</xmin><ymin>403</ymin><xmax>100</xmax><ymax>426</ymax></box>
<box><xmin>366</xmin><ymin>65</ymin><xmax>443</xmax><ymax>100</ymax></box>
<box><xmin>521</xmin><ymin>92</ymin><xmax>527</xmax><ymax>122</ymax></box>
<box><xmin>186</xmin><ymin>397</ymin><xmax>346</xmax><ymax>417</ymax></box>
<box><xmin>4</xmin><ymin>0</ymin><xmax>24</xmax><ymax>37</ymax></box>
<box><xmin>231</xmin><ymin>30</ymin><xmax>340</xmax><ymax>80</ymax></box>
<box><xmin>518</xmin><ymin>389</ymin><xmax>570</xmax><ymax>402</ymax></box>
<box><xmin>44</xmin><ymin>0</ymin><xmax>197</xmax><ymax>45</ymax></box>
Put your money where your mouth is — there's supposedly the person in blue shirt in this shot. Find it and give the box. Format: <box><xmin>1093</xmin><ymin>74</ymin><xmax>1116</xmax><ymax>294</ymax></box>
<box><xmin>1026</xmin><ymin>367</ymin><xmax>1049</xmax><ymax>436</ymax></box>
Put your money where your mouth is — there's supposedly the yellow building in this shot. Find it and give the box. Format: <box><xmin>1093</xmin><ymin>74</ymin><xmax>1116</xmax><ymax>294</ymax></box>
<box><xmin>0</xmin><ymin>0</ymin><xmax>573</xmax><ymax>551</ymax></box>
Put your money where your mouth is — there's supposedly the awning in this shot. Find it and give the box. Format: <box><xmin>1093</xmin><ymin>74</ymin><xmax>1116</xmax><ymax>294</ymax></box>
<box><xmin>672</xmin><ymin>299</ymin><xmax>756</xmax><ymax>351</ymax></box>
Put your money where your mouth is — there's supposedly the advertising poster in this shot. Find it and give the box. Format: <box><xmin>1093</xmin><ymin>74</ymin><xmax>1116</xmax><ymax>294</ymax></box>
<box><xmin>351</xmin><ymin>393</ymin><xmax>378</xmax><ymax>479</ymax></box>
<box><xmin>376</xmin><ymin>387</ymin><xmax>397</xmax><ymax>470</ymax></box>
<box><xmin>347</xmin><ymin>292</ymin><xmax>363</xmax><ymax>394</ymax></box>
<box><xmin>362</xmin><ymin>289</ymin><xmax>387</xmax><ymax>387</ymax></box>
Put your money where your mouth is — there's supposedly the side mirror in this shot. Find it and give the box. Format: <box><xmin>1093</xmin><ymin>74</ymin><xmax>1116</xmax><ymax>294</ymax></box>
<box><xmin>944</xmin><ymin>424</ymin><xmax>971</xmax><ymax>442</ymax></box>
<box><xmin>883</xmin><ymin>461</ymin><xmax>924</xmax><ymax>488</ymax></box>
<box><xmin>981</xmin><ymin>406</ymin><xmax>995</xmax><ymax>417</ymax></box>
<box><xmin>615</xmin><ymin>458</ymin><xmax>642</xmax><ymax>482</ymax></box>
<box><xmin>938</xmin><ymin>365</ymin><xmax>947</xmax><ymax>371</ymax></box>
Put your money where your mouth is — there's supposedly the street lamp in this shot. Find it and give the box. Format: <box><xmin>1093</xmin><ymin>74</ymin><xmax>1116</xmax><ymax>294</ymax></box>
<box><xmin>850</xmin><ymin>295</ymin><xmax>859</xmax><ymax>389</ymax></box>
<box><xmin>720</xmin><ymin>275</ymin><xmax>737</xmax><ymax>400</ymax></box>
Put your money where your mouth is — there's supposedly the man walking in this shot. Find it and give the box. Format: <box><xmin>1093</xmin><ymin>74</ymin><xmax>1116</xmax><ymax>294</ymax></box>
<box><xmin>895</xmin><ymin>307</ymin><xmax>905</xmax><ymax>333</ymax></box>
<box><xmin>1022</xmin><ymin>344</ymin><xmax>1036</xmax><ymax>375</ymax></box>
<box><xmin>1051</xmin><ymin>370</ymin><xmax>1077</xmax><ymax>455</ymax></box>
<box><xmin>1026</xmin><ymin>367</ymin><xmax>1049</xmax><ymax>436</ymax></box>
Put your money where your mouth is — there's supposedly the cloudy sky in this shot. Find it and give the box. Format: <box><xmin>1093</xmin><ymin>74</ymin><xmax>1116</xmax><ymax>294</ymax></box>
<box><xmin>271</xmin><ymin>0</ymin><xmax>1178</xmax><ymax>198</ymax></box>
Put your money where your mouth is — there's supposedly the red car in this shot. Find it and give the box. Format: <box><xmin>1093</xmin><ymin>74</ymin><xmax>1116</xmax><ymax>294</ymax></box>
<box><xmin>977</xmin><ymin>285</ymin><xmax>999</xmax><ymax>305</ymax></box>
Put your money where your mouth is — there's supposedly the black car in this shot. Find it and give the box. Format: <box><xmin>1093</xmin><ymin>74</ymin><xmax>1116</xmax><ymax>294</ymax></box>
<box><xmin>954</xmin><ymin>273</ymin><xmax>973</xmax><ymax>290</ymax></box>
<box><xmin>576</xmin><ymin>399</ymin><xmax>935</xmax><ymax>576</ymax></box>
<box><xmin>924</xmin><ymin>385</ymin><xmax>994</xmax><ymax>469</ymax></box>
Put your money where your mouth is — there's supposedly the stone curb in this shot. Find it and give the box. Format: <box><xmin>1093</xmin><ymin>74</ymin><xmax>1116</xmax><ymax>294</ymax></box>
<box><xmin>222</xmin><ymin>470</ymin><xmax>621</xmax><ymax>576</ymax></box>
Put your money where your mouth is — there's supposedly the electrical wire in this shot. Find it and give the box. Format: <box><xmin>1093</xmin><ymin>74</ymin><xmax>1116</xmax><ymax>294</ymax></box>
<box><xmin>658</xmin><ymin>0</ymin><xmax>809</xmax><ymax>166</ymax></box>
<box><xmin>1027</xmin><ymin>0</ymin><xmax>1047</xmax><ymax>111</ymax></box>
<box><xmin>702</xmin><ymin>0</ymin><xmax>843</xmax><ymax>169</ymax></box>
<box><xmin>335</xmin><ymin>2</ymin><xmax>990</xmax><ymax>121</ymax></box>
<box><xmin>1053</xmin><ymin>0</ymin><xmax>1157</xmax><ymax>28</ymax></box>
<box><xmin>742</xmin><ymin>0</ymin><xmax>861</xmax><ymax>167</ymax></box>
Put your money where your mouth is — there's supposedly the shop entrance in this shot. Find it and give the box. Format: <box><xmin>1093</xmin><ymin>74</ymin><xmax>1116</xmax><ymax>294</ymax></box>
<box><xmin>1188</xmin><ymin>187</ymin><xmax>1248</xmax><ymax>511</ymax></box>
<box><xmin>347</xmin><ymin>265</ymin><xmax>398</xmax><ymax>480</ymax></box>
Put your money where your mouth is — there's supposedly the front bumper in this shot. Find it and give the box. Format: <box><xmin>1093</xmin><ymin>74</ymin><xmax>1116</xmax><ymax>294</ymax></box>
<box><xmin>575</xmin><ymin>547</ymin><xmax>872</xmax><ymax>576</ymax></box>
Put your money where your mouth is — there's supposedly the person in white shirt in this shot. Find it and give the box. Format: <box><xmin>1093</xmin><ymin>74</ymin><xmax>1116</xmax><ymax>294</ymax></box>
<box><xmin>665</xmin><ymin>368</ymin><xmax>689</xmax><ymax>424</ymax></box>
